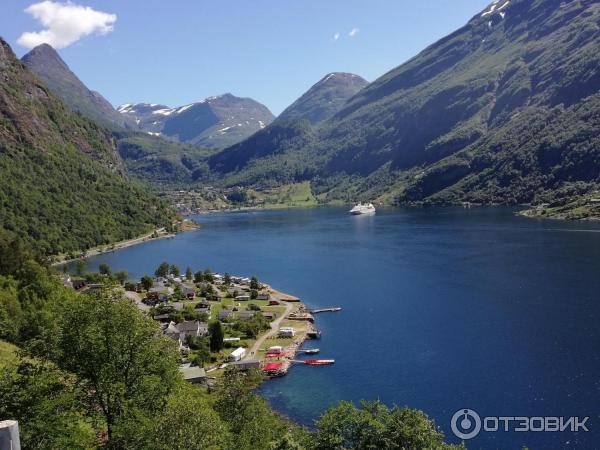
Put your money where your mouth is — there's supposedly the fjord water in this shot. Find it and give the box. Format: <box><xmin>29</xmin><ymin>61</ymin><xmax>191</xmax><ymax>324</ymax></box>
<box><xmin>79</xmin><ymin>207</ymin><xmax>600</xmax><ymax>449</ymax></box>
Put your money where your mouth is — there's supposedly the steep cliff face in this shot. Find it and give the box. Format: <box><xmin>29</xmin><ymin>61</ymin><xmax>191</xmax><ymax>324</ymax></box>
<box><xmin>22</xmin><ymin>43</ymin><xmax>131</xmax><ymax>130</ymax></box>
<box><xmin>0</xmin><ymin>38</ymin><xmax>171</xmax><ymax>254</ymax></box>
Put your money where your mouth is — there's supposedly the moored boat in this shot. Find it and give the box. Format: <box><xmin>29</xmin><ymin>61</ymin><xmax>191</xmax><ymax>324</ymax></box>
<box><xmin>304</xmin><ymin>359</ymin><xmax>335</xmax><ymax>365</ymax></box>
<box><xmin>301</xmin><ymin>348</ymin><xmax>320</xmax><ymax>355</ymax></box>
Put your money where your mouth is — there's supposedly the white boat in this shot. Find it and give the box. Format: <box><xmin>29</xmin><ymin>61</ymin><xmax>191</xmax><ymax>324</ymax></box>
<box><xmin>349</xmin><ymin>202</ymin><xmax>376</xmax><ymax>215</ymax></box>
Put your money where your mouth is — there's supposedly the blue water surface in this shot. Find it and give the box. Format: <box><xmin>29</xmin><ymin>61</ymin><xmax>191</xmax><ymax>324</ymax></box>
<box><xmin>76</xmin><ymin>207</ymin><xmax>600</xmax><ymax>449</ymax></box>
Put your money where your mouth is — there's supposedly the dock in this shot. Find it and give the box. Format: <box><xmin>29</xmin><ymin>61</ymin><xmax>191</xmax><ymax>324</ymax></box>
<box><xmin>311</xmin><ymin>307</ymin><xmax>342</xmax><ymax>314</ymax></box>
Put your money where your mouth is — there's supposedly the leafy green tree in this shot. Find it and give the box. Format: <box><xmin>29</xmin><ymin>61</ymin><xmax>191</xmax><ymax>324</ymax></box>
<box><xmin>141</xmin><ymin>275</ymin><xmax>154</xmax><ymax>291</ymax></box>
<box><xmin>75</xmin><ymin>259</ymin><xmax>86</xmax><ymax>276</ymax></box>
<box><xmin>203</xmin><ymin>268</ymin><xmax>214</xmax><ymax>283</ymax></box>
<box><xmin>0</xmin><ymin>277</ymin><xmax>22</xmax><ymax>342</ymax></box>
<box><xmin>215</xmin><ymin>369</ymin><xmax>301</xmax><ymax>450</ymax></box>
<box><xmin>251</xmin><ymin>289</ymin><xmax>258</xmax><ymax>300</ymax></box>
<box><xmin>185</xmin><ymin>266</ymin><xmax>193</xmax><ymax>280</ymax></box>
<box><xmin>194</xmin><ymin>270</ymin><xmax>204</xmax><ymax>283</ymax></box>
<box><xmin>170</xmin><ymin>264</ymin><xmax>180</xmax><ymax>278</ymax></box>
<box><xmin>144</xmin><ymin>384</ymin><xmax>228</xmax><ymax>450</ymax></box>
<box><xmin>0</xmin><ymin>360</ymin><xmax>97</xmax><ymax>450</ymax></box>
<box><xmin>114</xmin><ymin>270</ymin><xmax>128</xmax><ymax>285</ymax></box>
<box><xmin>313</xmin><ymin>400</ymin><xmax>463</xmax><ymax>450</ymax></box>
<box><xmin>209</xmin><ymin>320</ymin><xmax>224</xmax><ymax>352</ymax></box>
<box><xmin>223</xmin><ymin>273</ymin><xmax>232</xmax><ymax>285</ymax></box>
<box><xmin>235</xmin><ymin>313</ymin><xmax>270</xmax><ymax>339</ymax></box>
<box><xmin>250</xmin><ymin>276</ymin><xmax>260</xmax><ymax>290</ymax></box>
<box><xmin>48</xmin><ymin>289</ymin><xmax>180</xmax><ymax>446</ymax></box>
<box><xmin>99</xmin><ymin>263</ymin><xmax>112</xmax><ymax>276</ymax></box>
<box><xmin>155</xmin><ymin>261</ymin><xmax>170</xmax><ymax>278</ymax></box>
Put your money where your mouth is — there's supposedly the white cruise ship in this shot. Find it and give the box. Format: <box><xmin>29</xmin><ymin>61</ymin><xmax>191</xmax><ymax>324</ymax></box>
<box><xmin>349</xmin><ymin>202</ymin><xmax>376</xmax><ymax>215</ymax></box>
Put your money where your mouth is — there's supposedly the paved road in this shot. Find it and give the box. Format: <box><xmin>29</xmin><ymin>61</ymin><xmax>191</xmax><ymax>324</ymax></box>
<box><xmin>243</xmin><ymin>301</ymin><xmax>294</xmax><ymax>360</ymax></box>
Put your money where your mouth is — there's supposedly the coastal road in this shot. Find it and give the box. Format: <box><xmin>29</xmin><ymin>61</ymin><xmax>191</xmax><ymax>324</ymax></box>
<box><xmin>243</xmin><ymin>300</ymin><xmax>294</xmax><ymax>360</ymax></box>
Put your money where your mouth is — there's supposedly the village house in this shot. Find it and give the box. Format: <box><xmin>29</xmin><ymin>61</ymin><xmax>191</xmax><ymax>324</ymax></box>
<box><xmin>217</xmin><ymin>310</ymin><xmax>233</xmax><ymax>321</ymax></box>
<box><xmin>238</xmin><ymin>311</ymin><xmax>258</xmax><ymax>321</ymax></box>
<box><xmin>179</xmin><ymin>365</ymin><xmax>206</xmax><ymax>384</ymax></box>
<box><xmin>261</xmin><ymin>311</ymin><xmax>278</xmax><ymax>320</ymax></box>
<box><xmin>278</xmin><ymin>327</ymin><xmax>296</xmax><ymax>338</ymax></box>
<box><xmin>230</xmin><ymin>359</ymin><xmax>260</xmax><ymax>371</ymax></box>
<box><xmin>256</xmin><ymin>292</ymin><xmax>270</xmax><ymax>301</ymax></box>
<box><xmin>164</xmin><ymin>321</ymin><xmax>208</xmax><ymax>348</ymax></box>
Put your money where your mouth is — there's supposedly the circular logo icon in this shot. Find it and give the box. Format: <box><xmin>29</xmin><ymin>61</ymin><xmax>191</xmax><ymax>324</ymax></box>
<box><xmin>451</xmin><ymin>408</ymin><xmax>481</xmax><ymax>440</ymax></box>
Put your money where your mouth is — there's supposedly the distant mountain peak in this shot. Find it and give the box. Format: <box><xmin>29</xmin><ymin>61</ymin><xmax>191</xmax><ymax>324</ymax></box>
<box><xmin>22</xmin><ymin>43</ymin><xmax>130</xmax><ymax>129</ymax></box>
<box><xmin>276</xmin><ymin>71</ymin><xmax>368</xmax><ymax>125</ymax></box>
<box><xmin>117</xmin><ymin>93</ymin><xmax>274</xmax><ymax>149</ymax></box>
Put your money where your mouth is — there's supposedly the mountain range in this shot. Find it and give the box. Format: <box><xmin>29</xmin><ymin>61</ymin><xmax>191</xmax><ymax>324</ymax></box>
<box><xmin>0</xmin><ymin>38</ymin><xmax>171</xmax><ymax>255</ymax></box>
<box><xmin>117</xmin><ymin>94</ymin><xmax>275</xmax><ymax>149</ymax></box>
<box><xmin>6</xmin><ymin>0</ymin><xmax>600</xmax><ymax>215</ymax></box>
<box><xmin>210</xmin><ymin>0</ymin><xmax>600</xmax><ymax>206</ymax></box>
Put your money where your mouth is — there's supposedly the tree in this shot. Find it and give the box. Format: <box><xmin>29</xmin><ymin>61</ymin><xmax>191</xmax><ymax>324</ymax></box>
<box><xmin>114</xmin><ymin>270</ymin><xmax>128</xmax><ymax>285</ymax></box>
<box><xmin>75</xmin><ymin>259</ymin><xmax>86</xmax><ymax>276</ymax></box>
<box><xmin>250</xmin><ymin>276</ymin><xmax>260</xmax><ymax>290</ymax></box>
<box><xmin>99</xmin><ymin>263</ymin><xmax>111</xmax><ymax>276</ymax></box>
<box><xmin>313</xmin><ymin>400</ymin><xmax>464</xmax><ymax>450</ymax></box>
<box><xmin>251</xmin><ymin>289</ymin><xmax>258</xmax><ymax>300</ymax></box>
<box><xmin>50</xmin><ymin>289</ymin><xmax>180</xmax><ymax>446</ymax></box>
<box><xmin>223</xmin><ymin>273</ymin><xmax>232</xmax><ymax>285</ymax></box>
<box><xmin>185</xmin><ymin>266</ymin><xmax>193</xmax><ymax>280</ymax></box>
<box><xmin>203</xmin><ymin>268</ymin><xmax>214</xmax><ymax>283</ymax></box>
<box><xmin>209</xmin><ymin>321</ymin><xmax>224</xmax><ymax>352</ymax></box>
<box><xmin>155</xmin><ymin>261</ymin><xmax>170</xmax><ymax>278</ymax></box>
<box><xmin>170</xmin><ymin>264</ymin><xmax>180</xmax><ymax>278</ymax></box>
<box><xmin>141</xmin><ymin>275</ymin><xmax>154</xmax><ymax>291</ymax></box>
<box><xmin>194</xmin><ymin>270</ymin><xmax>204</xmax><ymax>283</ymax></box>
<box><xmin>144</xmin><ymin>384</ymin><xmax>227</xmax><ymax>450</ymax></box>
<box><xmin>0</xmin><ymin>360</ymin><xmax>97</xmax><ymax>450</ymax></box>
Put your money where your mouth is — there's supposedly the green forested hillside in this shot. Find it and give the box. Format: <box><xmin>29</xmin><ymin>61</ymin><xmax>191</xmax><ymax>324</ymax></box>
<box><xmin>0</xmin><ymin>38</ymin><xmax>171</xmax><ymax>255</ymax></box>
<box><xmin>210</xmin><ymin>0</ymin><xmax>600</xmax><ymax>206</ymax></box>
<box><xmin>115</xmin><ymin>131</ymin><xmax>218</xmax><ymax>186</ymax></box>
<box><xmin>276</xmin><ymin>72</ymin><xmax>368</xmax><ymax>125</ymax></box>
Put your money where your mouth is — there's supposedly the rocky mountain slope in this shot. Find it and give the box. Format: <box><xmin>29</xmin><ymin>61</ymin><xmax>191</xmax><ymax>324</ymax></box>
<box><xmin>118</xmin><ymin>94</ymin><xmax>274</xmax><ymax>149</ymax></box>
<box><xmin>210</xmin><ymin>0</ymin><xmax>600</xmax><ymax>206</ymax></box>
<box><xmin>21</xmin><ymin>44</ymin><xmax>130</xmax><ymax>130</ymax></box>
<box><xmin>277</xmin><ymin>72</ymin><xmax>368</xmax><ymax>125</ymax></box>
<box><xmin>0</xmin><ymin>38</ymin><xmax>171</xmax><ymax>255</ymax></box>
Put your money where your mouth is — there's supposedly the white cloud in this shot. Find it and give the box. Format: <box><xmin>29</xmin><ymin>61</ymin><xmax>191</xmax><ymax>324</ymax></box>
<box><xmin>348</xmin><ymin>27</ymin><xmax>360</xmax><ymax>37</ymax></box>
<box><xmin>17</xmin><ymin>1</ymin><xmax>117</xmax><ymax>49</ymax></box>
<box><xmin>333</xmin><ymin>32</ymin><xmax>340</xmax><ymax>41</ymax></box>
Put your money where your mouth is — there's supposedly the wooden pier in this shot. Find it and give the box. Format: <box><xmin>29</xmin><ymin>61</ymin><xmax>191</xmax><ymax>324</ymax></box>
<box><xmin>311</xmin><ymin>307</ymin><xmax>342</xmax><ymax>314</ymax></box>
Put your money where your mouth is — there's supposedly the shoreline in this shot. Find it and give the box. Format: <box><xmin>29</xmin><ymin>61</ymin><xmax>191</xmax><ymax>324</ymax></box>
<box><xmin>51</xmin><ymin>220</ymin><xmax>200</xmax><ymax>267</ymax></box>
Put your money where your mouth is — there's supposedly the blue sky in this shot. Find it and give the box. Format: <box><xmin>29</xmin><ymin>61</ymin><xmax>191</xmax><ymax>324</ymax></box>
<box><xmin>2</xmin><ymin>0</ymin><xmax>492</xmax><ymax>115</ymax></box>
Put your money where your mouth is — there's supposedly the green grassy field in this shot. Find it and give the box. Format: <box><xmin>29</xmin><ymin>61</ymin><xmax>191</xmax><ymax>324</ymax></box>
<box><xmin>0</xmin><ymin>340</ymin><xmax>18</xmax><ymax>367</ymax></box>
<box><xmin>249</xmin><ymin>182</ymin><xmax>319</xmax><ymax>209</ymax></box>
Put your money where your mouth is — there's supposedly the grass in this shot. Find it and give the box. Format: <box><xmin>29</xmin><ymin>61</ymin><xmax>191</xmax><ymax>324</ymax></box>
<box><xmin>0</xmin><ymin>340</ymin><xmax>19</xmax><ymax>367</ymax></box>
<box><xmin>249</xmin><ymin>182</ymin><xmax>319</xmax><ymax>209</ymax></box>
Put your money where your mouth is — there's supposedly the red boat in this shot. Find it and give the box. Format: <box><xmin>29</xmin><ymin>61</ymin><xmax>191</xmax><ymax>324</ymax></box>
<box><xmin>303</xmin><ymin>359</ymin><xmax>335</xmax><ymax>365</ymax></box>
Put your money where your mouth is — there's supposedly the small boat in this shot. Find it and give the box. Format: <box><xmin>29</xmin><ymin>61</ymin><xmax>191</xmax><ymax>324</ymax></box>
<box><xmin>301</xmin><ymin>348</ymin><xmax>320</xmax><ymax>355</ymax></box>
<box><xmin>349</xmin><ymin>202</ymin><xmax>376</xmax><ymax>215</ymax></box>
<box><xmin>304</xmin><ymin>359</ymin><xmax>335</xmax><ymax>366</ymax></box>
